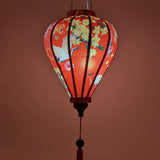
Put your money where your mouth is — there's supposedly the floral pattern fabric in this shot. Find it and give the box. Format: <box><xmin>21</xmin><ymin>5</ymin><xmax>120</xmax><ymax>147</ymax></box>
<box><xmin>44</xmin><ymin>14</ymin><xmax>118</xmax><ymax>100</ymax></box>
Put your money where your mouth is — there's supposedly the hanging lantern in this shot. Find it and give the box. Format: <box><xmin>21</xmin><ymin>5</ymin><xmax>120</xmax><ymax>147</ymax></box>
<box><xmin>44</xmin><ymin>12</ymin><xmax>118</xmax><ymax>103</ymax></box>
<box><xmin>44</xmin><ymin>0</ymin><xmax>118</xmax><ymax>159</ymax></box>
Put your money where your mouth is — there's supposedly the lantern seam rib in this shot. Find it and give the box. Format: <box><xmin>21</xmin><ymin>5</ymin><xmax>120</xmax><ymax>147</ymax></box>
<box><xmin>89</xmin><ymin>21</ymin><xmax>118</xmax><ymax>97</ymax></box>
<box><xmin>81</xmin><ymin>15</ymin><xmax>92</xmax><ymax>98</ymax></box>
<box><xmin>50</xmin><ymin>18</ymin><xmax>73</xmax><ymax>97</ymax></box>
<box><xmin>86</xmin><ymin>18</ymin><xmax>111</xmax><ymax>97</ymax></box>
<box><xmin>67</xmin><ymin>16</ymin><xmax>78</xmax><ymax>97</ymax></box>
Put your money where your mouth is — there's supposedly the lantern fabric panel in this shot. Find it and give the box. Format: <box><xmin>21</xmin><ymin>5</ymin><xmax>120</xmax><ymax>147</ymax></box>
<box><xmin>44</xmin><ymin>19</ymin><xmax>72</xmax><ymax>97</ymax></box>
<box><xmin>88</xmin><ymin>19</ymin><xmax>118</xmax><ymax>97</ymax></box>
<box><xmin>69</xmin><ymin>15</ymin><xmax>90</xmax><ymax>97</ymax></box>
<box><xmin>52</xmin><ymin>17</ymin><xmax>76</xmax><ymax>97</ymax></box>
<box><xmin>44</xmin><ymin>21</ymin><xmax>59</xmax><ymax>68</ymax></box>
<box><xmin>83</xmin><ymin>16</ymin><xmax>109</xmax><ymax>97</ymax></box>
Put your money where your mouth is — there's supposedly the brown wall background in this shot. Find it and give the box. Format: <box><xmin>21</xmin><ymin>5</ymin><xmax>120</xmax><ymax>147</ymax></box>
<box><xmin>0</xmin><ymin>0</ymin><xmax>160</xmax><ymax>160</ymax></box>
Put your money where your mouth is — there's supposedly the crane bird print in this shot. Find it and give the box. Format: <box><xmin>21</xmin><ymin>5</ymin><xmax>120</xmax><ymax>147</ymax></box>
<box><xmin>53</xmin><ymin>34</ymin><xmax>79</xmax><ymax>63</ymax></box>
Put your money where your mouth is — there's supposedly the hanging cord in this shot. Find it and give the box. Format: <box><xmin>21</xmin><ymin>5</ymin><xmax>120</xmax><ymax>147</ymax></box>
<box><xmin>70</xmin><ymin>0</ymin><xmax>92</xmax><ymax>10</ymax></box>
<box><xmin>79</xmin><ymin>117</ymin><xmax>82</xmax><ymax>139</ymax></box>
<box><xmin>74</xmin><ymin>103</ymin><xmax>88</xmax><ymax>160</ymax></box>
<box><xmin>90</xmin><ymin>0</ymin><xmax>93</xmax><ymax>10</ymax></box>
<box><xmin>87</xmin><ymin>0</ymin><xmax>89</xmax><ymax>10</ymax></box>
<box><xmin>70</xmin><ymin>0</ymin><xmax>73</xmax><ymax>10</ymax></box>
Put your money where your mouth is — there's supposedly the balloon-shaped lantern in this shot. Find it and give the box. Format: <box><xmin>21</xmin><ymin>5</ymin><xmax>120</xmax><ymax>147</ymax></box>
<box><xmin>44</xmin><ymin>1</ymin><xmax>118</xmax><ymax>159</ymax></box>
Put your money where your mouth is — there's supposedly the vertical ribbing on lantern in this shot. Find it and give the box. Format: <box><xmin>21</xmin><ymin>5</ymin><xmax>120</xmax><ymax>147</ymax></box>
<box><xmin>50</xmin><ymin>19</ymin><xmax>73</xmax><ymax>97</ymax></box>
<box><xmin>86</xmin><ymin>19</ymin><xmax>111</xmax><ymax>97</ymax></box>
<box><xmin>67</xmin><ymin>16</ymin><xmax>77</xmax><ymax>97</ymax></box>
<box><xmin>81</xmin><ymin>15</ymin><xmax>92</xmax><ymax>98</ymax></box>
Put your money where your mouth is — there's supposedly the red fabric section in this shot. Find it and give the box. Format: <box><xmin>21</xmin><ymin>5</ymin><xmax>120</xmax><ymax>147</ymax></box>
<box><xmin>44</xmin><ymin>20</ymin><xmax>59</xmax><ymax>69</ymax></box>
<box><xmin>83</xmin><ymin>16</ymin><xmax>109</xmax><ymax>97</ymax></box>
<box><xmin>88</xmin><ymin>20</ymin><xmax>118</xmax><ymax>97</ymax></box>
<box><xmin>70</xmin><ymin>15</ymin><xmax>89</xmax><ymax>97</ymax></box>
<box><xmin>77</xmin><ymin>148</ymin><xmax>83</xmax><ymax>160</ymax></box>
<box><xmin>52</xmin><ymin>17</ymin><xmax>76</xmax><ymax>97</ymax></box>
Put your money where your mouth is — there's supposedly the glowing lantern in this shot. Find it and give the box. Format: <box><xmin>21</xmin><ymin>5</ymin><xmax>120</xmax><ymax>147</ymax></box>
<box><xmin>44</xmin><ymin>10</ymin><xmax>118</xmax><ymax>104</ymax></box>
<box><xmin>44</xmin><ymin>7</ymin><xmax>118</xmax><ymax>160</ymax></box>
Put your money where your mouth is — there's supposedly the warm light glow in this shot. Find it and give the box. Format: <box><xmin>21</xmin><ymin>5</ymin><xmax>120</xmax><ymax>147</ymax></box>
<box><xmin>44</xmin><ymin>11</ymin><xmax>118</xmax><ymax>102</ymax></box>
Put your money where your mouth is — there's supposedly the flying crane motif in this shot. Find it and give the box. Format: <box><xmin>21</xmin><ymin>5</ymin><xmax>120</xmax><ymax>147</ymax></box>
<box><xmin>52</xmin><ymin>34</ymin><xmax>79</xmax><ymax>62</ymax></box>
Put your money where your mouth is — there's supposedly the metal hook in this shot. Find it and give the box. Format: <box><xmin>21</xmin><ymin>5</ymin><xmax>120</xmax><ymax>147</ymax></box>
<box><xmin>70</xmin><ymin>0</ymin><xmax>73</xmax><ymax>10</ymax></box>
<box><xmin>90</xmin><ymin>0</ymin><xmax>93</xmax><ymax>10</ymax></box>
<box><xmin>87</xmin><ymin>0</ymin><xmax>89</xmax><ymax>10</ymax></box>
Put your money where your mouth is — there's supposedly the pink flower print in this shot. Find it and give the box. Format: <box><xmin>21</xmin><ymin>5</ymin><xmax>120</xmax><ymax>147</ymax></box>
<box><xmin>107</xmin><ymin>45</ymin><xmax>113</xmax><ymax>55</ymax></box>
<box><xmin>64</xmin><ymin>61</ymin><xmax>74</xmax><ymax>71</ymax></box>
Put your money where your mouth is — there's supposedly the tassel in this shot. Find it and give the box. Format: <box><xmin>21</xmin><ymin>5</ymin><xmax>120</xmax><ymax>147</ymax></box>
<box><xmin>76</xmin><ymin>139</ymin><xmax>84</xmax><ymax>160</ymax></box>
<box><xmin>77</xmin><ymin>147</ymin><xmax>83</xmax><ymax>160</ymax></box>
<box><xmin>76</xmin><ymin>118</ymin><xmax>84</xmax><ymax>160</ymax></box>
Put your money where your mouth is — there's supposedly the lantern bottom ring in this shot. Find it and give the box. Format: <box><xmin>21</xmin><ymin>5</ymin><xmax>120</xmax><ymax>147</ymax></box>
<box><xmin>70</xmin><ymin>97</ymin><xmax>91</xmax><ymax>103</ymax></box>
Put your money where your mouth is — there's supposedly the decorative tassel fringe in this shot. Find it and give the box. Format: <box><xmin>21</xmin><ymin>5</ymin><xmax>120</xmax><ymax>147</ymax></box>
<box><xmin>76</xmin><ymin>118</ymin><xmax>84</xmax><ymax>160</ymax></box>
<box><xmin>77</xmin><ymin>147</ymin><xmax>83</xmax><ymax>160</ymax></box>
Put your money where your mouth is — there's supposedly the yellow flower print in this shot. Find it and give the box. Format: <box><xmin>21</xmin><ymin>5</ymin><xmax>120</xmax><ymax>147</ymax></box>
<box><xmin>92</xmin><ymin>34</ymin><xmax>100</xmax><ymax>48</ymax></box>
<box><xmin>54</xmin><ymin>68</ymin><xmax>60</xmax><ymax>74</ymax></box>
<box><xmin>66</xmin><ymin>90</ymin><xmax>71</xmax><ymax>97</ymax></box>
<box><xmin>54</xmin><ymin>24</ymin><xmax>65</xmax><ymax>34</ymax></box>
<box><xmin>91</xmin><ymin>19</ymin><xmax>96</xmax><ymax>23</ymax></box>
<box><xmin>46</xmin><ymin>47</ymin><xmax>51</xmax><ymax>53</ymax></box>
<box><xmin>101</xmin><ymin>26</ymin><xmax>108</xmax><ymax>35</ymax></box>
<box><xmin>72</xmin><ymin>19</ymin><xmax>88</xmax><ymax>33</ymax></box>
<box><xmin>71</xmin><ymin>19</ymin><xmax>89</xmax><ymax>45</ymax></box>
<box><xmin>72</xmin><ymin>39</ymin><xmax>81</xmax><ymax>45</ymax></box>
<box><xmin>47</xmin><ymin>53</ymin><xmax>54</xmax><ymax>61</ymax></box>
<box><xmin>106</xmin><ymin>60</ymin><xmax>109</xmax><ymax>64</ymax></box>
<box><xmin>80</xmin><ymin>24</ymin><xmax>88</xmax><ymax>33</ymax></box>
<box><xmin>111</xmin><ymin>53</ymin><xmax>114</xmax><ymax>57</ymax></box>
<box><xmin>71</xmin><ymin>22</ymin><xmax>82</xmax><ymax>35</ymax></box>
<box><xmin>64</xmin><ymin>17</ymin><xmax>72</xmax><ymax>23</ymax></box>
<box><xmin>111</xmin><ymin>24</ymin><xmax>118</xmax><ymax>42</ymax></box>
<box><xmin>89</xmin><ymin>48</ymin><xmax>97</xmax><ymax>58</ymax></box>
<box><xmin>90</xmin><ymin>16</ymin><xmax>101</xmax><ymax>24</ymax></box>
<box><xmin>45</xmin><ymin>48</ymin><xmax>55</xmax><ymax>61</ymax></box>
<box><xmin>81</xmin><ymin>32</ymin><xmax>89</xmax><ymax>41</ymax></box>
<box><xmin>82</xmin><ymin>19</ymin><xmax>89</xmax><ymax>25</ymax></box>
<box><xmin>72</xmin><ymin>19</ymin><xmax>81</xmax><ymax>26</ymax></box>
<box><xmin>91</xmin><ymin>16</ymin><xmax>100</xmax><ymax>21</ymax></box>
<box><xmin>93</xmin><ymin>26</ymin><xmax>101</xmax><ymax>35</ymax></box>
<box><xmin>114</xmin><ymin>30</ymin><xmax>118</xmax><ymax>42</ymax></box>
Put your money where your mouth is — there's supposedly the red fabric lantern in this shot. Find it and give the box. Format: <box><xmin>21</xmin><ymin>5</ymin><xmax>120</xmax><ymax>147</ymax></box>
<box><xmin>44</xmin><ymin>10</ymin><xmax>118</xmax><ymax>104</ymax></box>
<box><xmin>44</xmin><ymin>9</ymin><xmax>118</xmax><ymax>160</ymax></box>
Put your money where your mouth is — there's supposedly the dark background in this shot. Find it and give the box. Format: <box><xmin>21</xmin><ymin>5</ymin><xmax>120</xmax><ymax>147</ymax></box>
<box><xmin>0</xmin><ymin>0</ymin><xmax>160</xmax><ymax>160</ymax></box>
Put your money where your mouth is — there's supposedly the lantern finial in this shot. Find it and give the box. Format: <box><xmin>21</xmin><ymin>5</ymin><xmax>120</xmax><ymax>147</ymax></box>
<box><xmin>67</xmin><ymin>9</ymin><xmax>96</xmax><ymax>16</ymax></box>
<box><xmin>74</xmin><ymin>103</ymin><xmax>88</xmax><ymax>117</ymax></box>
